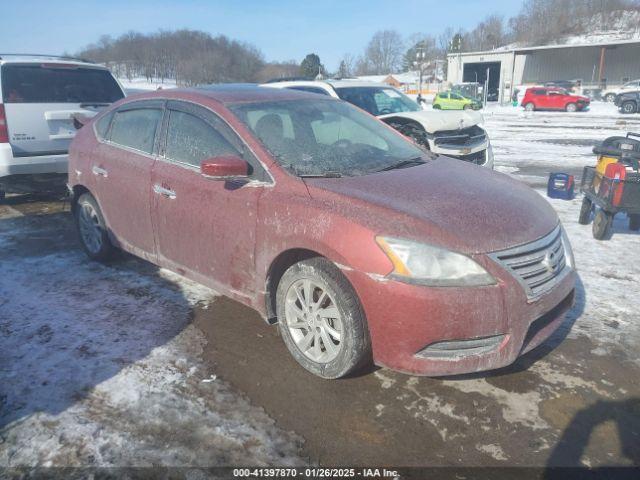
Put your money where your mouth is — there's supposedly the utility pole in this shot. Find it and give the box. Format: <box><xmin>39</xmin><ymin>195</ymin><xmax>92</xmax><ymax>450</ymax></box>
<box><xmin>414</xmin><ymin>46</ymin><xmax>426</xmax><ymax>104</ymax></box>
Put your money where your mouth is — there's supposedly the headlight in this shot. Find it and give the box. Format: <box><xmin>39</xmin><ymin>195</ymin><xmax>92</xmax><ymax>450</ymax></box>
<box><xmin>375</xmin><ymin>236</ymin><xmax>496</xmax><ymax>287</ymax></box>
<box><xmin>560</xmin><ymin>225</ymin><xmax>575</xmax><ymax>270</ymax></box>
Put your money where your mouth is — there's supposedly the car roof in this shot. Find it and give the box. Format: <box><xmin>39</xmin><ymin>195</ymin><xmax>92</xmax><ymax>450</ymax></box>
<box><xmin>265</xmin><ymin>79</ymin><xmax>402</xmax><ymax>90</ymax></box>
<box><xmin>0</xmin><ymin>54</ymin><xmax>104</xmax><ymax>68</ymax></box>
<box><xmin>123</xmin><ymin>84</ymin><xmax>329</xmax><ymax>105</ymax></box>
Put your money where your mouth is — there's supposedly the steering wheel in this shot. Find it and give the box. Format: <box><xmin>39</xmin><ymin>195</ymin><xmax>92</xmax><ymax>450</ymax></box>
<box><xmin>333</xmin><ymin>139</ymin><xmax>352</xmax><ymax>149</ymax></box>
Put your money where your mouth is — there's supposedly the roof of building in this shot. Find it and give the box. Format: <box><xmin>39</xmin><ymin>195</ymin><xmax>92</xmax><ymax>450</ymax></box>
<box><xmin>447</xmin><ymin>38</ymin><xmax>640</xmax><ymax>58</ymax></box>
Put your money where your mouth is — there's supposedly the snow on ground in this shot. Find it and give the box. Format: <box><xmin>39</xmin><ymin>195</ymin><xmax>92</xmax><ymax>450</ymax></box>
<box><xmin>0</xmin><ymin>216</ymin><xmax>301</xmax><ymax>467</ymax></box>
<box><xmin>118</xmin><ymin>77</ymin><xmax>178</xmax><ymax>94</ymax></box>
<box><xmin>483</xmin><ymin>102</ymin><xmax>640</xmax><ymax>184</ymax></box>
<box><xmin>543</xmin><ymin>193</ymin><xmax>640</xmax><ymax>360</ymax></box>
<box><xmin>481</xmin><ymin>102</ymin><xmax>640</xmax><ymax>361</ymax></box>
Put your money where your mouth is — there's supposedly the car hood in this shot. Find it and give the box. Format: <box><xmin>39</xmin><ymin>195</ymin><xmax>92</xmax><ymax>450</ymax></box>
<box><xmin>378</xmin><ymin>110</ymin><xmax>483</xmax><ymax>133</ymax></box>
<box><xmin>304</xmin><ymin>156</ymin><xmax>558</xmax><ymax>254</ymax></box>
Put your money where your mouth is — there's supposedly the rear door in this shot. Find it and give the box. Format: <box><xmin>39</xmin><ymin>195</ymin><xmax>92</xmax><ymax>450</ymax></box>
<box><xmin>0</xmin><ymin>63</ymin><xmax>124</xmax><ymax>157</ymax></box>
<box><xmin>92</xmin><ymin>100</ymin><xmax>163</xmax><ymax>259</ymax></box>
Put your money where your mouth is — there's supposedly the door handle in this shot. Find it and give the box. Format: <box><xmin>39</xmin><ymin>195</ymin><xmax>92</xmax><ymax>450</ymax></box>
<box><xmin>153</xmin><ymin>184</ymin><xmax>177</xmax><ymax>199</ymax></box>
<box><xmin>92</xmin><ymin>166</ymin><xmax>108</xmax><ymax>178</ymax></box>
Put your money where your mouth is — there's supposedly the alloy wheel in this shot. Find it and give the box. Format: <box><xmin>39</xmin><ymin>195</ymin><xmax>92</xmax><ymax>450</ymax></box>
<box><xmin>78</xmin><ymin>202</ymin><xmax>103</xmax><ymax>254</ymax></box>
<box><xmin>284</xmin><ymin>278</ymin><xmax>343</xmax><ymax>363</ymax></box>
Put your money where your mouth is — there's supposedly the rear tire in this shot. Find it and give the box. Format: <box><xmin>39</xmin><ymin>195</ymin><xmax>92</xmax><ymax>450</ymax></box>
<box><xmin>621</xmin><ymin>101</ymin><xmax>637</xmax><ymax>114</ymax></box>
<box><xmin>525</xmin><ymin>102</ymin><xmax>535</xmax><ymax>112</ymax></box>
<box><xmin>74</xmin><ymin>193</ymin><xmax>115</xmax><ymax>261</ymax></box>
<box><xmin>566</xmin><ymin>103</ymin><xmax>577</xmax><ymax>112</ymax></box>
<box><xmin>276</xmin><ymin>257</ymin><xmax>372</xmax><ymax>379</ymax></box>
<box><xmin>578</xmin><ymin>197</ymin><xmax>593</xmax><ymax>225</ymax></box>
<box><xmin>433</xmin><ymin>104</ymin><xmax>441</xmax><ymax>110</ymax></box>
<box><xmin>592</xmin><ymin>209</ymin><xmax>614</xmax><ymax>240</ymax></box>
<box><xmin>629</xmin><ymin>214</ymin><xmax>640</xmax><ymax>231</ymax></box>
<box><xmin>0</xmin><ymin>190</ymin><xmax>5</xmax><ymax>203</ymax></box>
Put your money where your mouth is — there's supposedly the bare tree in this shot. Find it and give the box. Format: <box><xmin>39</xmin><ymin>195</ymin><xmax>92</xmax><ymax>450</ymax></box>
<box><xmin>361</xmin><ymin>30</ymin><xmax>404</xmax><ymax>75</ymax></box>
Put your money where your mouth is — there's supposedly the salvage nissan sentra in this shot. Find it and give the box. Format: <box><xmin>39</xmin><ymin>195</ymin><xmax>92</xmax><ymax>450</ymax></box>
<box><xmin>68</xmin><ymin>85</ymin><xmax>576</xmax><ymax>379</ymax></box>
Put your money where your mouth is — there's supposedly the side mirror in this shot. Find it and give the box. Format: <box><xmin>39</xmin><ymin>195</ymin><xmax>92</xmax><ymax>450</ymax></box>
<box><xmin>201</xmin><ymin>155</ymin><xmax>249</xmax><ymax>179</ymax></box>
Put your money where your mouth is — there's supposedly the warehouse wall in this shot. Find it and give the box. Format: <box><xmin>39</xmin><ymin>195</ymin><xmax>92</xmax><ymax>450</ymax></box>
<box><xmin>521</xmin><ymin>43</ymin><xmax>640</xmax><ymax>86</ymax></box>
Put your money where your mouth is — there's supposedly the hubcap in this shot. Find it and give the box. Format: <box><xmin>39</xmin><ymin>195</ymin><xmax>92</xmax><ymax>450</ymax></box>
<box><xmin>78</xmin><ymin>202</ymin><xmax>103</xmax><ymax>254</ymax></box>
<box><xmin>285</xmin><ymin>278</ymin><xmax>343</xmax><ymax>363</ymax></box>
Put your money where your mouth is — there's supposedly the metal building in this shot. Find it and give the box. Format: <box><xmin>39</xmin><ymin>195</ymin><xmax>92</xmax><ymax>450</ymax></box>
<box><xmin>447</xmin><ymin>39</ymin><xmax>640</xmax><ymax>103</ymax></box>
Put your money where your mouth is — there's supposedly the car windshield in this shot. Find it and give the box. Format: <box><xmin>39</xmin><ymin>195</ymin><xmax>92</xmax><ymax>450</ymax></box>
<box><xmin>230</xmin><ymin>99</ymin><xmax>426</xmax><ymax>177</ymax></box>
<box><xmin>334</xmin><ymin>86</ymin><xmax>421</xmax><ymax>116</ymax></box>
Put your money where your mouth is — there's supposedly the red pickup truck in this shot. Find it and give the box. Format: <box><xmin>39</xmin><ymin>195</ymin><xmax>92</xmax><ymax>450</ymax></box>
<box><xmin>522</xmin><ymin>87</ymin><xmax>590</xmax><ymax>112</ymax></box>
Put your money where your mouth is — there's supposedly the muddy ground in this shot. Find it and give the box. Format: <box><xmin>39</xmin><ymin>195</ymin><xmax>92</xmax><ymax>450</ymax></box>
<box><xmin>1</xmin><ymin>191</ymin><xmax>638</xmax><ymax>470</ymax></box>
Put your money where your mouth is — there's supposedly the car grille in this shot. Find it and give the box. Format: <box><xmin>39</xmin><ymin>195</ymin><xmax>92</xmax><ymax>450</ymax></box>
<box><xmin>489</xmin><ymin>225</ymin><xmax>568</xmax><ymax>300</ymax></box>
<box><xmin>432</xmin><ymin>125</ymin><xmax>487</xmax><ymax>148</ymax></box>
<box><xmin>449</xmin><ymin>149</ymin><xmax>486</xmax><ymax>165</ymax></box>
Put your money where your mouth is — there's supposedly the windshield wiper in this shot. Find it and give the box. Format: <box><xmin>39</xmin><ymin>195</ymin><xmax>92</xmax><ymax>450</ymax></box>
<box><xmin>377</xmin><ymin>157</ymin><xmax>425</xmax><ymax>172</ymax></box>
<box><xmin>298</xmin><ymin>171</ymin><xmax>343</xmax><ymax>178</ymax></box>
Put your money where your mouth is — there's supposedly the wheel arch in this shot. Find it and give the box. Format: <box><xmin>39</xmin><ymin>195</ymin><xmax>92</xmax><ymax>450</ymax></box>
<box><xmin>70</xmin><ymin>184</ymin><xmax>91</xmax><ymax>214</ymax></box>
<box><xmin>264</xmin><ymin>248</ymin><xmax>328</xmax><ymax>323</ymax></box>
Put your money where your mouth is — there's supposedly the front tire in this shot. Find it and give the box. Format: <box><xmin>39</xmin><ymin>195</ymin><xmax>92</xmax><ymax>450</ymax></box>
<box><xmin>276</xmin><ymin>257</ymin><xmax>371</xmax><ymax>379</ymax></box>
<box><xmin>578</xmin><ymin>197</ymin><xmax>593</xmax><ymax>224</ymax></box>
<box><xmin>566</xmin><ymin>102</ymin><xmax>577</xmax><ymax>112</ymax></box>
<box><xmin>463</xmin><ymin>104</ymin><xmax>472</xmax><ymax>110</ymax></box>
<box><xmin>75</xmin><ymin>193</ymin><xmax>114</xmax><ymax>261</ymax></box>
<box><xmin>621</xmin><ymin>101</ymin><xmax>637</xmax><ymax>114</ymax></box>
<box><xmin>592</xmin><ymin>209</ymin><xmax>614</xmax><ymax>240</ymax></box>
<box><xmin>629</xmin><ymin>214</ymin><xmax>640</xmax><ymax>231</ymax></box>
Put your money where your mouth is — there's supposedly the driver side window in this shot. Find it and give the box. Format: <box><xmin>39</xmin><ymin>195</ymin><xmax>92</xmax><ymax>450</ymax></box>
<box><xmin>165</xmin><ymin>110</ymin><xmax>239</xmax><ymax>167</ymax></box>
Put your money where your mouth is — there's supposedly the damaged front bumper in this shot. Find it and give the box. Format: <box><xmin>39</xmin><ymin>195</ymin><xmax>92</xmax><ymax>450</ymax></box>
<box><xmin>342</xmin><ymin>258</ymin><xmax>576</xmax><ymax>376</ymax></box>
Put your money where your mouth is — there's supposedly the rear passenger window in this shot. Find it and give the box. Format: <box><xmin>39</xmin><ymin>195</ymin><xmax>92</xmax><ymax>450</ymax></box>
<box><xmin>165</xmin><ymin>110</ymin><xmax>239</xmax><ymax>167</ymax></box>
<box><xmin>95</xmin><ymin>111</ymin><xmax>114</xmax><ymax>140</ymax></box>
<box><xmin>532</xmin><ymin>89</ymin><xmax>546</xmax><ymax>95</ymax></box>
<box><xmin>109</xmin><ymin>108</ymin><xmax>162</xmax><ymax>154</ymax></box>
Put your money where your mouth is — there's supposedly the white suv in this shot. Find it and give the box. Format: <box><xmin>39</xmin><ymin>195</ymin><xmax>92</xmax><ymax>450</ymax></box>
<box><xmin>0</xmin><ymin>55</ymin><xmax>125</xmax><ymax>199</ymax></box>
<box><xmin>263</xmin><ymin>80</ymin><xmax>494</xmax><ymax>169</ymax></box>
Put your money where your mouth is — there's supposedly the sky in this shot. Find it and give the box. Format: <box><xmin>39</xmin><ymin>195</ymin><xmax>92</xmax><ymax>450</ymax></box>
<box><xmin>0</xmin><ymin>0</ymin><xmax>524</xmax><ymax>70</ymax></box>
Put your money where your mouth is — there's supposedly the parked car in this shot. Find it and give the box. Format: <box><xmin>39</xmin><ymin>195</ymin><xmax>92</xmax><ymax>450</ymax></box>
<box><xmin>614</xmin><ymin>90</ymin><xmax>640</xmax><ymax>114</ymax></box>
<box><xmin>521</xmin><ymin>87</ymin><xmax>590</xmax><ymax>112</ymax></box>
<box><xmin>433</xmin><ymin>91</ymin><xmax>482</xmax><ymax>110</ymax></box>
<box><xmin>0</xmin><ymin>54</ymin><xmax>125</xmax><ymax>199</ymax></box>
<box><xmin>602</xmin><ymin>79</ymin><xmax>640</xmax><ymax>103</ymax></box>
<box><xmin>68</xmin><ymin>85</ymin><xmax>576</xmax><ymax>379</ymax></box>
<box><xmin>264</xmin><ymin>80</ymin><xmax>493</xmax><ymax>168</ymax></box>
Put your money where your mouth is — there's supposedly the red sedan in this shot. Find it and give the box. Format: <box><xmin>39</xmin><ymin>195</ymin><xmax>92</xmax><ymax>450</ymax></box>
<box><xmin>522</xmin><ymin>87</ymin><xmax>590</xmax><ymax>112</ymax></box>
<box><xmin>68</xmin><ymin>85</ymin><xmax>576</xmax><ymax>378</ymax></box>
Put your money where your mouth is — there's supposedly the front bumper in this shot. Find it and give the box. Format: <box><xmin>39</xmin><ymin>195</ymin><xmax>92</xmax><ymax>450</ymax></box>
<box><xmin>343</xmin><ymin>259</ymin><xmax>576</xmax><ymax>376</ymax></box>
<box><xmin>432</xmin><ymin>143</ymin><xmax>494</xmax><ymax>169</ymax></box>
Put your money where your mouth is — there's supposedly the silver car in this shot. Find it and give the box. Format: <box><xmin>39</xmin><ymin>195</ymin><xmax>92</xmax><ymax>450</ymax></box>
<box><xmin>0</xmin><ymin>54</ymin><xmax>125</xmax><ymax>199</ymax></box>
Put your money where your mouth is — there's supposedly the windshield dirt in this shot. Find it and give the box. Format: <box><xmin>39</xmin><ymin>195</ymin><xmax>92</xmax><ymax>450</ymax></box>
<box><xmin>230</xmin><ymin>99</ymin><xmax>426</xmax><ymax>177</ymax></box>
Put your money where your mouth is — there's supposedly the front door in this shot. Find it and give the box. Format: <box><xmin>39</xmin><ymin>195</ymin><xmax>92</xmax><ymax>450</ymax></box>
<box><xmin>151</xmin><ymin>100</ymin><xmax>266</xmax><ymax>296</ymax></box>
<box><xmin>91</xmin><ymin>101</ymin><xmax>163</xmax><ymax>260</ymax></box>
